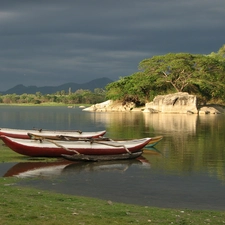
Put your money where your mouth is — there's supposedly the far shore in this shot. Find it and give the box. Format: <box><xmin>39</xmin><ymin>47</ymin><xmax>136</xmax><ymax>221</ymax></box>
<box><xmin>0</xmin><ymin>103</ymin><xmax>91</xmax><ymax>107</ymax></box>
<box><xmin>1</xmin><ymin>102</ymin><xmax>225</xmax><ymax>115</ymax></box>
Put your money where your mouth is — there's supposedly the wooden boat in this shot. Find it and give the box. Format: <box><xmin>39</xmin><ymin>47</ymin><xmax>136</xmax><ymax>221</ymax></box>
<box><xmin>0</xmin><ymin>135</ymin><xmax>152</xmax><ymax>157</ymax></box>
<box><xmin>0</xmin><ymin>128</ymin><xmax>106</xmax><ymax>139</ymax></box>
<box><xmin>145</xmin><ymin>135</ymin><xmax>163</xmax><ymax>147</ymax></box>
<box><xmin>61</xmin><ymin>151</ymin><xmax>143</xmax><ymax>162</ymax></box>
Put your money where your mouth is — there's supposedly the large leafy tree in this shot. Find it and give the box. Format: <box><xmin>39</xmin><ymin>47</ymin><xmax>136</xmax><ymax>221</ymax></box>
<box><xmin>106</xmin><ymin>47</ymin><xmax>225</xmax><ymax>104</ymax></box>
<box><xmin>139</xmin><ymin>53</ymin><xmax>225</xmax><ymax>93</ymax></box>
<box><xmin>139</xmin><ymin>53</ymin><xmax>196</xmax><ymax>93</ymax></box>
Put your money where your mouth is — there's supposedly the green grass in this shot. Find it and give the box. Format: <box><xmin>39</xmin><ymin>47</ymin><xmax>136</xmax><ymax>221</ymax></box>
<box><xmin>1</xmin><ymin>141</ymin><xmax>225</xmax><ymax>224</ymax></box>
<box><xmin>1</xmin><ymin>178</ymin><xmax>225</xmax><ymax>225</ymax></box>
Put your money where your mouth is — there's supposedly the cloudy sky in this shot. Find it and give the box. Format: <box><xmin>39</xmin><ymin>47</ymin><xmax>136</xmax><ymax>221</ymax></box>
<box><xmin>1</xmin><ymin>0</ymin><xmax>224</xmax><ymax>91</ymax></box>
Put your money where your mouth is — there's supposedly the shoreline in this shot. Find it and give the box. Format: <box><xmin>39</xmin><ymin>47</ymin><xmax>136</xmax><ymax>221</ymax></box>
<box><xmin>83</xmin><ymin>100</ymin><xmax>225</xmax><ymax>114</ymax></box>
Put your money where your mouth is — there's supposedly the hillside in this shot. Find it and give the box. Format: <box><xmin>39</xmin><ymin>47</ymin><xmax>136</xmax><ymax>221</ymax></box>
<box><xmin>0</xmin><ymin>77</ymin><xmax>113</xmax><ymax>95</ymax></box>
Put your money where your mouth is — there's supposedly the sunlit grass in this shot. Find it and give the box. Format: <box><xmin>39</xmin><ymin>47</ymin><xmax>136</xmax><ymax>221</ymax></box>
<box><xmin>1</xmin><ymin>178</ymin><xmax>225</xmax><ymax>225</ymax></box>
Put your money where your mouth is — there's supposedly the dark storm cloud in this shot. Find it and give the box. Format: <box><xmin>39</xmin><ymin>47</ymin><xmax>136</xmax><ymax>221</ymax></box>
<box><xmin>0</xmin><ymin>0</ymin><xmax>225</xmax><ymax>91</ymax></box>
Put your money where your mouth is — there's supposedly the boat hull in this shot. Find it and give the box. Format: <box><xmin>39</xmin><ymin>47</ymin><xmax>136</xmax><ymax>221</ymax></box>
<box><xmin>0</xmin><ymin>128</ymin><xmax>106</xmax><ymax>139</ymax></box>
<box><xmin>61</xmin><ymin>151</ymin><xmax>143</xmax><ymax>161</ymax></box>
<box><xmin>0</xmin><ymin>135</ymin><xmax>151</xmax><ymax>157</ymax></box>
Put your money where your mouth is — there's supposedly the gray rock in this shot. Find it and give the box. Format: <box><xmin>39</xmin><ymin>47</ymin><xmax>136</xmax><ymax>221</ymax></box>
<box><xmin>144</xmin><ymin>92</ymin><xmax>198</xmax><ymax>114</ymax></box>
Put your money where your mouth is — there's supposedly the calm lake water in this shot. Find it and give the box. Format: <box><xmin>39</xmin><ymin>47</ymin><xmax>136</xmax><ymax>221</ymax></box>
<box><xmin>0</xmin><ymin>105</ymin><xmax>225</xmax><ymax>210</ymax></box>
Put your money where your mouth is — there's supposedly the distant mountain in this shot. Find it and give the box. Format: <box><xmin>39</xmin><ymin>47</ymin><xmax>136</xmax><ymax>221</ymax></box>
<box><xmin>1</xmin><ymin>77</ymin><xmax>113</xmax><ymax>95</ymax></box>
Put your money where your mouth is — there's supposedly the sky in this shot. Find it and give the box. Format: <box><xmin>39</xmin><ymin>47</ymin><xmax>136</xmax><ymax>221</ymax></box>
<box><xmin>0</xmin><ymin>0</ymin><xmax>225</xmax><ymax>91</ymax></box>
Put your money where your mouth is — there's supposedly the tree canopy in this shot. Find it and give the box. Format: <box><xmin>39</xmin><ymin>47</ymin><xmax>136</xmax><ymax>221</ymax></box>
<box><xmin>106</xmin><ymin>45</ymin><xmax>225</xmax><ymax>105</ymax></box>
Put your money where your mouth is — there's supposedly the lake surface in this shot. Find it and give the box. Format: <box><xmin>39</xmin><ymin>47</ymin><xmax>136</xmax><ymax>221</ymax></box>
<box><xmin>0</xmin><ymin>105</ymin><xmax>225</xmax><ymax>210</ymax></box>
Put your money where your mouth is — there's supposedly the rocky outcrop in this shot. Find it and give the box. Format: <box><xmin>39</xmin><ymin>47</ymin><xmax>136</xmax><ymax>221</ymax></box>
<box><xmin>83</xmin><ymin>93</ymin><xmax>225</xmax><ymax>114</ymax></box>
<box><xmin>83</xmin><ymin>100</ymin><xmax>136</xmax><ymax>112</ymax></box>
<box><xmin>198</xmin><ymin>105</ymin><xmax>225</xmax><ymax>114</ymax></box>
<box><xmin>144</xmin><ymin>92</ymin><xmax>198</xmax><ymax>114</ymax></box>
<box><xmin>144</xmin><ymin>92</ymin><xmax>225</xmax><ymax>114</ymax></box>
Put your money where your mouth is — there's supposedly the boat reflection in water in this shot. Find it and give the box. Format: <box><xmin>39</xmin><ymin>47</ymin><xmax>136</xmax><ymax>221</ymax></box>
<box><xmin>3</xmin><ymin>155</ymin><xmax>154</xmax><ymax>179</ymax></box>
<box><xmin>61</xmin><ymin>157</ymin><xmax>150</xmax><ymax>174</ymax></box>
<box><xmin>3</xmin><ymin>160</ymin><xmax>76</xmax><ymax>178</ymax></box>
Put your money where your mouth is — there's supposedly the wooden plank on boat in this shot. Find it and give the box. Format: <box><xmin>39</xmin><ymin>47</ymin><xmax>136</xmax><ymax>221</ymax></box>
<box><xmin>27</xmin><ymin>133</ymin><xmax>110</xmax><ymax>141</ymax></box>
<box><xmin>61</xmin><ymin>151</ymin><xmax>143</xmax><ymax>162</ymax></box>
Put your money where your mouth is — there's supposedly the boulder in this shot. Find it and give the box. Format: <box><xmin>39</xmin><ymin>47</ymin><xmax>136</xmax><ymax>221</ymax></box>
<box><xmin>83</xmin><ymin>100</ymin><xmax>136</xmax><ymax>112</ymax></box>
<box><xmin>144</xmin><ymin>92</ymin><xmax>198</xmax><ymax>114</ymax></box>
<box><xmin>198</xmin><ymin>105</ymin><xmax>225</xmax><ymax>114</ymax></box>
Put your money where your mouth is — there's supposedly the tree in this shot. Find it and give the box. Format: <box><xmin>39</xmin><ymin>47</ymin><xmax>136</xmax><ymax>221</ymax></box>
<box><xmin>217</xmin><ymin>44</ymin><xmax>225</xmax><ymax>58</ymax></box>
<box><xmin>138</xmin><ymin>53</ymin><xmax>225</xmax><ymax>102</ymax></box>
<box><xmin>139</xmin><ymin>53</ymin><xmax>199</xmax><ymax>92</ymax></box>
<box><xmin>106</xmin><ymin>50</ymin><xmax>225</xmax><ymax>104</ymax></box>
<box><xmin>106</xmin><ymin>77</ymin><xmax>129</xmax><ymax>101</ymax></box>
<box><xmin>208</xmin><ymin>44</ymin><xmax>225</xmax><ymax>60</ymax></box>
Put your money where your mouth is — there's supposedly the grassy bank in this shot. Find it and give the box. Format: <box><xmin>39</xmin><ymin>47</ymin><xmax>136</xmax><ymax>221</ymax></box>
<box><xmin>1</xmin><ymin>178</ymin><xmax>225</xmax><ymax>225</ymax></box>
<box><xmin>1</xmin><ymin>142</ymin><xmax>225</xmax><ymax>224</ymax></box>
